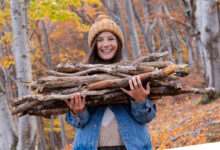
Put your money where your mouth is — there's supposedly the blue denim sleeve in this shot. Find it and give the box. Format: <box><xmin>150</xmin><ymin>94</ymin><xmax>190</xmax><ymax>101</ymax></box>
<box><xmin>65</xmin><ymin>107</ymin><xmax>90</xmax><ymax>128</ymax></box>
<box><xmin>130</xmin><ymin>98</ymin><xmax>157</xmax><ymax>124</ymax></box>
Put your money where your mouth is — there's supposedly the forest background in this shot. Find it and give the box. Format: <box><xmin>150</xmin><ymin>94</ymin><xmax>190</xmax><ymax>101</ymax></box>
<box><xmin>0</xmin><ymin>0</ymin><xmax>219</xmax><ymax>149</ymax></box>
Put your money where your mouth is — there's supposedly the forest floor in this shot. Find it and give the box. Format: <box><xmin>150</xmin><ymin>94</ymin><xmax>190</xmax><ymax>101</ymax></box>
<box><xmin>62</xmin><ymin>74</ymin><xmax>220</xmax><ymax>150</ymax></box>
<box><xmin>149</xmin><ymin>74</ymin><xmax>220</xmax><ymax>149</ymax></box>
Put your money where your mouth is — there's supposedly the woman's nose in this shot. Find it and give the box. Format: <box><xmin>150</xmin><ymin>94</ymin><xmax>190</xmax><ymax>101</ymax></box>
<box><xmin>103</xmin><ymin>39</ymin><xmax>110</xmax><ymax>47</ymax></box>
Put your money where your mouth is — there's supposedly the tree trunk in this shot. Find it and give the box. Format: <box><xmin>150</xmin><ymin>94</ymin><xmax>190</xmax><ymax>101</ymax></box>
<box><xmin>59</xmin><ymin>115</ymin><xmax>67</xmax><ymax>148</ymax></box>
<box><xmin>124</xmin><ymin>0</ymin><xmax>141</xmax><ymax>59</ymax></box>
<box><xmin>181</xmin><ymin>0</ymin><xmax>205</xmax><ymax>73</ymax></box>
<box><xmin>158</xmin><ymin>3</ymin><xmax>174</xmax><ymax>62</ymax></box>
<box><xmin>11</xmin><ymin>0</ymin><xmax>37</xmax><ymax>149</ymax></box>
<box><xmin>184</xmin><ymin>29</ymin><xmax>194</xmax><ymax>71</ymax></box>
<box><xmin>142</xmin><ymin>0</ymin><xmax>157</xmax><ymax>53</ymax></box>
<box><xmin>195</xmin><ymin>0</ymin><xmax>220</xmax><ymax>92</ymax></box>
<box><xmin>50</xmin><ymin>116</ymin><xmax>56</xmax><ymax>150</ymax></box>
<box><xmin>0</xmin><ymin>80</ymin><xmax>17</xmax><ymax>150</ymax></box>
<box><xmin>130</xmin><ymin>0</ymin><xmax>151</xmax><ymax>53</ymax></box>
<box><xmin>36</xmin><ymin>117</ymin><xmax>46</xmax><ymax>150</ymax></box>
<box><xmin>41</xmin><ymin>21</ymin><xmax>54</xmax><ymax>70</ymax></box>
<box><xmin>41</xmin><ymin>20</ymin><xmax>67</xmax><ymax>148</ymax></box>
<box><xmin>0</xmin><ymin>28</ymin><xmax>17</xmax><ymax>150</ymax></box>
<box><xmin>170</xmin><ymin>26</ymin><xmax>183</xmax><ymax>64</ymax></box>
<box><xmin>0</xmin><ymin>30</ymin><xmax>14</xmax><ymax>104</ymax></box>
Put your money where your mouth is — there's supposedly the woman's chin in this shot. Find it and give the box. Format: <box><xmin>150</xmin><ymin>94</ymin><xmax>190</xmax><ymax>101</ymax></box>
<box><xmin>100</xmin><ymin>54</ymin><xmax>114</xmax><ymax>60</ymax></box>
<box><xmin>102</xmin><ymin>57</ymin><xmax>113</xmax><ymax>61</ymax></box>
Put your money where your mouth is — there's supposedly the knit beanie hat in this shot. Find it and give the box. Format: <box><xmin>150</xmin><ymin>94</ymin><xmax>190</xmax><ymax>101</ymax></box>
<box><xmin>88</xmin><ymin>15</ymin><xmax>124</xmax><ymax>50</ymax></box>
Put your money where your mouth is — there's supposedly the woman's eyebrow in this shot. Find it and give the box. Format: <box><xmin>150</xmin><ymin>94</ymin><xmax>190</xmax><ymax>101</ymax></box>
<box><xmin>97</xmin><ymin>36</ymin><xmax>115</xmax><ymax>38</ymax></box>
<box><xmin>103</xmin><ymin>35</ymin><xmax>115</xmax><ymax>39</ymax></box>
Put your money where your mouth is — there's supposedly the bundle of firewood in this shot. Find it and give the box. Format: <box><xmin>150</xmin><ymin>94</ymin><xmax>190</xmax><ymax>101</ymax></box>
<box><xmin>11</xmin><ymin>52</ymin><xmax>215</xmax><ymax>117</ymax></box>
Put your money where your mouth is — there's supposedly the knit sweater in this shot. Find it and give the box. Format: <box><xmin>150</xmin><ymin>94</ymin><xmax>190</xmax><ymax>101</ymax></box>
<box><xmin>98</xmin><ymin>107</ymin><xmax>124</xmax><ymax>146</ymax></box>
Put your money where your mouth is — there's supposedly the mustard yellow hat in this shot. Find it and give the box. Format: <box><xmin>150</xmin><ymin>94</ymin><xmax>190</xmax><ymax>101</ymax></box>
<box><xmin>88</xmin><ymin>15</ymin><xmax>124</xmax><ymax>50</ymax></box>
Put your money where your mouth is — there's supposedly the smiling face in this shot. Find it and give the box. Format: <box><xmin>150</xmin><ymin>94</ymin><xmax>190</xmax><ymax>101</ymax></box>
<box><xmin>96</xmin><ymin>32</ymin><xmax>118</xmax><ymax>61</ymax></box>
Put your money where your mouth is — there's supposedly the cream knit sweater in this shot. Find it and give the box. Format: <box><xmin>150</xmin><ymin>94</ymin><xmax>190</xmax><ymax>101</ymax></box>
<box><xmin>98</xmin><ymin>107</ymin><xmax>124</xmax><ymax>146</ymax></box>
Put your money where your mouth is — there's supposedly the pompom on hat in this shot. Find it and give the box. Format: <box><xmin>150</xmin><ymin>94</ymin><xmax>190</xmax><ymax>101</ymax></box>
<box><xmin>88</xmin><ymin>15</ymin><xmax>124</xmax><ymax>50</ymax></box>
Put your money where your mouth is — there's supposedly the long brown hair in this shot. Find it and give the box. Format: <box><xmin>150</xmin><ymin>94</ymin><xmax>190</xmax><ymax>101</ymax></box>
<box><xmin>85</xmin><ymin>33</ymin><xmax>123</xmax><ymax>64</ymax></box>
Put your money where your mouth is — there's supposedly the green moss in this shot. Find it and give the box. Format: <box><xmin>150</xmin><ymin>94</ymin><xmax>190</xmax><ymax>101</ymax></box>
<box><xmin>196</xmin><ymin>93</ymin><xmax>220</xmax><ymax>106</ymax></box>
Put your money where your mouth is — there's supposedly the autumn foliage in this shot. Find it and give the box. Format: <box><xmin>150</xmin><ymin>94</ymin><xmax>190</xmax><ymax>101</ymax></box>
<box><xmin>149</xmin><ymin>74</ymin><xmax>220</xmax><ymax>149</ymax></box>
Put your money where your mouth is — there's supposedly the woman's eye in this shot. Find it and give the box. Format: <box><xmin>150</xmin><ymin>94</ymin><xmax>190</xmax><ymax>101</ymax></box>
<box><xmin>109</xmin><ymin>38</ymin><xmax>115</xmax><ymax>41</ymax></box>
<box><xmin>97</xmin><ymin>39</ymin><xmax>103</xmax><ymax>42</ymax></box>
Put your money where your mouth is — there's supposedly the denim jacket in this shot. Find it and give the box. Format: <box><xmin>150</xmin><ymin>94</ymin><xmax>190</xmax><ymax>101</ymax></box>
<box><xmin>65</xmin><ymin>98</ymin><xmax>156</xmax><ymax>150</ymax></box>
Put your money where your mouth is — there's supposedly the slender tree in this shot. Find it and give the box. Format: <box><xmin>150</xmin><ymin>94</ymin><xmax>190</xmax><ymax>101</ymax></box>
<box><xmin>195</xmin><ymin>0</ymin><xmax>220</xmax><ymax>92</ymax></box>
<box><xmin>142</xmin><ymin>0</ymin><xmax>157</xmax><ymax>53</ymax></box>
<box><xmin>0</xmin><ymin>78</ymin><xmax>17</xmax><ymax>150</ymax></box>
<box><xmin>36</xmin><ymin>117</ymin><xmax>46</xmax><ymax>150</ymax></box>
<box><xmin>124</xmin><ymin>0</ymin><xmax>141</xmax><ymax>59</ymax></box>
<box><xmin>131</xmin><ymin>0</ymin><xmax>151</xmax><ymax>53</ymax></box>
<box><xmin>158</xmin><ymin>3</ymin><xmax>174</xmax><ymax>62</ymax></box>
<box><xmin>0</xmin><ymin>27</ymin><xmax>18</xmax><ymax>150</ymax></box>
<box><xmin>11</xmin><ymin>0</ymin><xmax>37</xmax><ymax>149</ymax></box>
<box><xmin>41</xmin><ymin>20</ymin><xmax>67</xmax><ymax>149</ymax></box>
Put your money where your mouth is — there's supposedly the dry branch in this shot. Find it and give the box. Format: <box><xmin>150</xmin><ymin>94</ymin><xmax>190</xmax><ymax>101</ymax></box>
<box><xmin>11</xmin><ymin>51</ymin><xmax>216</xmax><ymax>117</ymax></box>
<box><xmin>33</xmin><ymin>74</ymin><xmax>120</xmax><ymax>93</ymax></box>
<box><xmin>12</xmin><ymin>89</ymin><xmax>119</xmax><ymax>107</ymax></box>
<box><xmin>28</xmin><ymin>108</ymin><xmax>70</xmax><ymax>117</ymax></box>
<box><xmin>11</xmin><ymin>87</ymin><xmax>215</xmax><ymax>116</ymax></box>
<box><xmin>12</xmin><ymin>100</ymin><xmax>41</xmax><ymax>115</ymax></box>
<box><xmin>88</xmin><ymin>65</ymin><xmax>175</xmax><ymax>90</ymax></box>
<box><xmin>12</xmin><ymin>95</ymin><xmax>37</xmax><ymax>107</ymax></box>
<box><xmin>168</xmin><ymin>117</ymin><xmax>191</xmax><ymax>131</ymax></box>
<box><xmin>171</xmin><ymin>121</ymin><xmax>218</xmax><ymax>142</ymax></box>
<box><xmin>46</xmin><ymin>70</ymin><xmax>71</xmax><ymax>77</ymax></box>
<box><xmin>56</xmin><ymin>63</ymin><xmax>155</xmax><ymax>75</ymax></box>
<box><xmin>67</xmin><ymin>67</ymin><xmax>131</xmax><ymax>77</ymax></box>
<box><xmin>138</xmin><ymin>61</ymin><xmax>173</xmax><ymax>68</ymax></box>
<box><xmin>48</xmin><ymin>68</ymin><xmax>131</xmax><ymax>78</ymax></box>
<box><xmin>132</xmin><ymin>51</ymin><xmax>169</xmax><ymax>64</ymax></box>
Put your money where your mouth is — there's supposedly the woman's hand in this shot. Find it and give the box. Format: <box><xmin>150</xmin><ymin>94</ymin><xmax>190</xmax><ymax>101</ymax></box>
<box><xmin>65</xmin><ymin>93</ymin><xmax>86</xmax><ymax>115</ymax></box>
<box><xmin>120</xmin><ymin>75</ymin><xmax>150</xmax><ymax>102</ymax></box>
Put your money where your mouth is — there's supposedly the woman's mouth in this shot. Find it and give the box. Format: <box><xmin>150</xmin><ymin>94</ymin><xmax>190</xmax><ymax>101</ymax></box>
<box><xmin>101</xmin><ymin>49</ymin><xmax>112</xmax><ymax>54</ymax></box>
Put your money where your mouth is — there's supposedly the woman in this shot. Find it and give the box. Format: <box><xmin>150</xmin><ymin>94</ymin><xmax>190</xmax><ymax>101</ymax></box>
<box><xmin>65</xmin><ymin>15</ymin><xmax>156</xmax><ymax>150</ymax></box>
